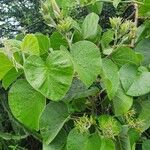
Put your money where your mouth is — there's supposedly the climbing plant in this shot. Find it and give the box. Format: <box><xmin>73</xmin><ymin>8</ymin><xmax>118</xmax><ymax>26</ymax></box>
<box><xmin>0</xmin><ymin>0</ymin><xmax>150</xmax><ymax>149</ymax></box>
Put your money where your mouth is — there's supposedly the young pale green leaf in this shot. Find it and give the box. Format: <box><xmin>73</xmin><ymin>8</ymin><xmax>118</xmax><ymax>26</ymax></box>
<box><xmin>113</xmin><ymin>86</ymin><xmax>133</xmax><ymax>116</ymax></box>
<box><xmin>8</xmin><ymin>79</ymin><xmax>46</xmax><ymax>131</ymax></box>
<box><xmin>24</xmin><ymin>50</ymin><xmax>74</xmax><ymax>101</ymax></box>
<box><xmin>2</xmin><ymin>68</ymin><xmax>23</xmax><ymax>90</ymax></box>
<box><xmin>134</xmin><ymin>38</ymin><xmax>150</xmax><ymax>66</ymax></box>
<box><xmin>67</xmin><ymin>129</ymin><xmax>101</xmax><ymax>150</ymax></box>
<box><xmin>111</xmin><ymin>47</ymin><xmax>142</xmax><ymax>68</ymax></box>
<box><xmin>120</xmin><ymin>64</ymin><xmax>150</xmax><ymax>96</ymax></box>
<box><xmin>0</xmin><ymin>52</ymin><xmax>13</xmax><ymax>80</ymax></box>
<box><xmin>50</xmin><ymin>32</ymin><xmax>68</xmax><ymax>50</ymax></box>
<box><xmin>35</xmin><ymin>33</ymin><xmax>50</xmax><ymax>55</ymax></box>
<box><xmin>43</xmin><ymin>129</ymin><xmax>67</xmax><ymax>150</ymax></box>
<box><xmin>101</xmin><ymin>58</ymin><xmax>119</xmax><ymax>100</ymax></box>
<box><xmin>21</xmin><ymin>34</ymin><xmax>39</xmax><ymax>55</ymax></box>
<box><xmin>70</xmin><ymin>40</ymin><xmax>101</xmax><ymax>87</ymax></box>
<box><xmin>82</xmin><ymin>13</ymin><xmax>99</xmax><ymax>39</ymax></box>
<box><xmin>3</xmin><ymin>39</ymin><xmax>22</xmax><ymax>53</ymax></box>
<box><xmin>40</xmin><ymin>102</ymin><xmax>70</xmax><ymax>145</ymax></box>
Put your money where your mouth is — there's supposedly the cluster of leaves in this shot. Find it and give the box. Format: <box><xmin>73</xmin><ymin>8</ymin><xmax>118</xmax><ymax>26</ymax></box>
<box><xmin>0</xmin><ymin>0</ymin><xmax>150</xmax><ymax>149</ymax></box>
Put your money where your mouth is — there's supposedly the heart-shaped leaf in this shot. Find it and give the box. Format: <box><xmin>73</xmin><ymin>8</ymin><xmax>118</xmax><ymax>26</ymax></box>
<box><xmin>21</xmin><ymin>34</ymin><xmax>39</xmax><ymax>55</ymax></box>
<box><xmin>40</xmin><ymin>102</ymin><xmax>70</xmax><ymax>144</ymax></box>
<box><xmin>2</xmin><ymin>68</ymin><xmax>23</xmax><ymax>90</ymax></box>
<box><xmin>120</xmin><ymin>64</ymin><xmax>150</xmax><ymax>96</ymax></box>
<box><xmin>111</xmin><ymin>46</ymin><xmax>142</xmax><ymax>68</ymax></box>
<box><xmin>24</xmin><ymin>50</ymin><xmax>74</xmax><ymax>101</ymax></box>
<box><xmin>82</xmin><ymin>13</ymin><xmax>99</xmax><ymax>39</ymax></box>
<box><xmin>35</xmin><ymin>33</ymin><xmax>51</xmax><ymax>55</ymax></box>
<box><xmin>70</xmin><ymin>41</ymin><xmax>101</xmax><ymax>87</ymax></box>
<box><xmin>113</xmin><ymin>85</ymin><xmax>133</xmax><ymax>116</ymax></box>
<box><xmin>0</xmin><ymin>52</ymin><xmax>13</xmax><ymax>80</ymax></box>
<box><xmin>50</xmin><ymin>32</ymin><xmax>68</xmax><ymax>50</ymax></box>
<box><xmin>134</xmin><ymin>38</ymin><xmax>150</xmax><ymax>66</ymax></box>
<box><xmin>67</xmin><ymin>129</ymin><xmax>102</xmax><ymax>150</ymax></box>
<box><xmin>8</xmin><ymin>79</ymin><xmax>46</xmax><ymax>131</ymax></box>
<box><xmin>101</xmin><ymin>58</ymin><xmax>119</xmax><ymax>100</ymax></box>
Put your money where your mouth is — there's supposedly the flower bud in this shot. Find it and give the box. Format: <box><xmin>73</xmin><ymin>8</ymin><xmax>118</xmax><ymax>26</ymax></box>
<box><xmin>110</xmin><ymin>17</ymin><xmax>122</xmax><ymax>29</ymax></box>
<box><xmin>57</xmin><ymin>17</ymin><xmax>73</xmax><ymax>33</ymax></box>
<box><xmin>51</xmin><ymin>0</ymin><xmax>61</xmax><ymax>18</ymax></box>
<box><xmin>120</xmin><ymin>20</ymin><xmax>130</xmax><ymax>35</ymax></box>
<box><xmin>74</xmin><ymin>115</ymin><xmax>95</xmax><ymax>133</ymax></box>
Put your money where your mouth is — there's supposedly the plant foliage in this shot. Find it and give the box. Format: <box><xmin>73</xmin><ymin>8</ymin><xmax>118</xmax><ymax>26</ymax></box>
<box><xmin>0</xmin><ymin>0</ymin><xmax>150</xmax><ymax>149</ymax></box>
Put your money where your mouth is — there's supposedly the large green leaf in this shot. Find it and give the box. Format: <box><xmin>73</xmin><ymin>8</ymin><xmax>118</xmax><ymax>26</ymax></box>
<box><xmin>120</xmin><ymin>64</ymin><xmax>150</xmax><ymax>96</ymax></box>
<box><xmin>128</xmin><ymin>128</ymin><xmax>140</xmax><ymax>148</ymax></box>
<box><xmin>101</xmin><ymin>58</ymin><xmax>119</xmax><ymax>100</ymax></box>
<box><xmin>40</xmin><ymin>102</ymin><xmax>70</xmax><ymax>144</ymax></box>
<box><xmin>24</xmin><ymin>50</ymin><xmax>74</xmax><ymax>101</ymax></box>
<box><xmin>67</xmin><ymin>129</ymin><xmax>115</xmax><ymax>150</ymax></box>
<box><xmin>134</xmin><ymin>38</ymin><xmax>150</xmax><ymax>66</ymax></box>
<box><xmin>21</xmin><ymin>34</ymin><xmax>39</xmax><ymax>55</ymax></box>
<box><xmin>67</xmin><ymin>129</ymin><xmax>101</xmax><ymax>150</ymax></box>
<box><xmin>142</xmin><ymin>140</ymin><xmax>150</xmax><ymax>150</ymax></box>
<box><xmin>113</xmin><ymin>86</ymin><xmax>133</xmax><ymax>116</ymax></box>
<box><xmin>67</xmin><ymin>98</ymin><xmax>87</xmax><ymax>113</ymax></box>
<box><xmin>67</xmin><ymin>128</ymin><xmax>88</xmax><ymax>150</ymax></box>
<box><xmin>35</xmin><ymin>33</ymin><xmax>50</xmax><ymax>55</ymax></box>
<box><xmin>50</xmin><ymin>32</ymin><xmax>68</xmax><ymax>50</ymax></box>
<box><xmin>111</xmin><ymin>47</ymin><xmax>142</xmax><ymax>68</ymax></box>
<box><xmin>139</xmin><ymin>0</ymin><xmax>150</xmax><ymax>17</ymax></box>
<box><xmin>88</xmin><ymin>1</ymin><xmax>103</xmax><ymax>14</ymax></box>
<box><xmin>62</xmin><ymin>78</ymin><xmax>99</xmax><ymax>102</ymax></box>
<box><xmin>115</xmin><ymin>125</ymin><xmax>131</xmax><ymax>150</ymax></box>
<box><xmin>115</xmin><ymin>126</ymin><xmax>139</xmax><ymax>150</ymax></box>
<box><xmin>0</xmin><ymin>52</ymin><xmax>13</xmax><ymax>80</ymax></box>
<box><xmin>100</xmin><ymin>137</ymin><xmax>115</xmax><ymax>150</ymax></box>
<box><xmin>8</xmin><ymin>79</ymin><xmax>46</xmax><ymax>131</ymax></box>
<box><xmin>127</xmin><ymin>72</ymin><xmax>150</xmax><ymax>96</ymax></box>
<box><xmin>138</xmin><ymin>100</ymin><xmax>150</xmax><ymax>131</ymax></box>
<box><xmin>2</xmin><ymin>68</ymin><xmax>23</xmax><ymax>90</ymax></box>
<box><xmin>101</xmin><ymin>29</ymin><xmax>114</xmax><ymax>50</ymax></box>
<box><xmin>43</xmin><ymin>129</ymin><xmax>67</xmax><ymax>150</ymax></box>
<box><xmin>70</xmin><ymin>40</ymin><xmax>101</xmax><ymax>87</ymax></box>
<box><xmin>119</xmin><ymin>64</ymin><xmax>138</xmax><ymax>92</ymax></box>
<box><xmin>82</xmin><ymin>13</ymin><xmax>99</xmax><ymax>39</ymax></box>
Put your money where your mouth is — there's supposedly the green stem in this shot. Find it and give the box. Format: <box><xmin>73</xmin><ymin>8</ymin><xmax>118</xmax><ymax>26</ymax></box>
<box><xmin>0</xmin><ymin>131</ymin><xmax>28</xmax><ymax>140</ymax></box>
<box><xmin>131</xmin><ymin>2</ymin><xmax>139</xmax><ymax>47</ymax></box>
